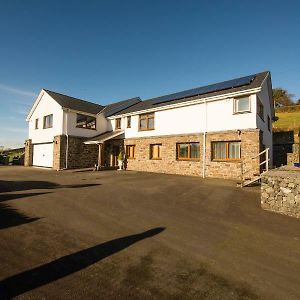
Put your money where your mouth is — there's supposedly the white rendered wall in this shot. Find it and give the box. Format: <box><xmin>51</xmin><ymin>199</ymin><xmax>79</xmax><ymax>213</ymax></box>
<box><xmin>119</xmin><ymin>94</ymin><xmax>258</xmax><ymax>139</ymax></box>
<box><xmin>28</xmin><ymin>93</ymin><xmax>63</xmax><ymax>143</ymax></box>
<box><xmin>63</xmin><ymin>111</ymin><xmax>108</xmax><ymax>137</ymax></box>
<box><xmin>256</xmin><ymin>78</ymin><xmax>273</xmax><ymax>166</ymax></box>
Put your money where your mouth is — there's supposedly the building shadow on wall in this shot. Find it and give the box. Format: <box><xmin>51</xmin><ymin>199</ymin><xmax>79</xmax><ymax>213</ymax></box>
<box><xmin>0</xmin><ymin>227</ymin><xmax>165</xmax><ymax>299</ymax></box>
<box><xmin>273</xmin><ymin>130</ymin><xmax>295</xmax><ymax>167</ymax></box>
<box><xmin>0</xmin><ymin>181</ymin><xmax>101</xmax><ymax>193</ymax></box>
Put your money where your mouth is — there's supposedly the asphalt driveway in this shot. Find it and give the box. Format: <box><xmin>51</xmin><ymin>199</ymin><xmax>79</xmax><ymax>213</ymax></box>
<box><xmin>0</xmin><ymin>166</ymin><xmax>300</xmax><ymax>299</ymax></box>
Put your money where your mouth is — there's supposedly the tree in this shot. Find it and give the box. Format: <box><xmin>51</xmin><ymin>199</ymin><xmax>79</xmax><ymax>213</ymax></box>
<box><xmin>272</xmin><ymin>88</ymin><xmax>294</xmax><ymax>106</ymax></box>
<box><xmin>297</xmin><ymin>99</ymin><xmax>300</xmax><ymax>105</ymax></box>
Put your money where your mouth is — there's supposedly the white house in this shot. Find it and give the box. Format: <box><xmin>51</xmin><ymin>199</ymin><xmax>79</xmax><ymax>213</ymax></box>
<box><xmin>25</xmin><ymin>71</ymin><xmax>273</xmax><ymax>182</ymax></box>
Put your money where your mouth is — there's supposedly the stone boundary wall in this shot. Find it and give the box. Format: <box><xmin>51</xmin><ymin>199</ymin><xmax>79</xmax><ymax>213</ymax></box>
<box><xmin>261</xmin><ymin>167</ymin><xmax>300</xmax><ymax>218</ymax></box>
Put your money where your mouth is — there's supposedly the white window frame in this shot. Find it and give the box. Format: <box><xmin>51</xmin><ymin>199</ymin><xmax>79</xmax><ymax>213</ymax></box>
<box><xmin>234</xmin><ymin>96</ymin><xmax>251</xmax><ymax>114</ymax></box>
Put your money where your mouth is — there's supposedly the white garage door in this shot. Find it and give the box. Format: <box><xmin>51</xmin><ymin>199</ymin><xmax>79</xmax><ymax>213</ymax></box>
<box><xmin>33</xmin><ymin>143</ymin><xmax>54</xmax><ymax>168</ymax></box>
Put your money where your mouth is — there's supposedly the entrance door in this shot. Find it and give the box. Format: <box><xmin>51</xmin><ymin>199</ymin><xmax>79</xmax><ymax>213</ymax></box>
<box><xmin>111</xmin><ymin>145</ymin><xmax>120</xmax><ymax>167</ymax></box>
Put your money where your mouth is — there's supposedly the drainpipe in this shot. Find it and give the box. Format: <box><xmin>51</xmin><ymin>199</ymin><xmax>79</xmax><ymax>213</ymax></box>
<box><xmin>64</xmin><ymin>109</ymin><xmax>69</xmax><ymax>169</ymax></box>
<box><xmin>202</xmin><ymin>99</ymin><xmax>207</xmax><ymax>178</ymax></box>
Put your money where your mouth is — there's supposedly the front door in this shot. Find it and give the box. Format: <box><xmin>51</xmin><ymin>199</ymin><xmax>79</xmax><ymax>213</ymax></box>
<box><xmin>111</xmin><ymin>145</ymin><xmax>120</xmax><ymax>167</ymax></box>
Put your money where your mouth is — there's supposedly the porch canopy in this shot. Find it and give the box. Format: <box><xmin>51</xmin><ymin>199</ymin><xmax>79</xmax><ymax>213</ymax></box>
<box><xmin>84</xmin><ymin>130</ymin><xmax>124</xmax><ymax>170</ymax></box>
<box><xmin>84</xmin><ymin>130</ymin><xmax>124</xmax><ymax>145</ymax></box>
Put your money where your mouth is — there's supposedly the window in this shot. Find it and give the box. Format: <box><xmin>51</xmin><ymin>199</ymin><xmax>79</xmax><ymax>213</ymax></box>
<box><xmin>126</xmin><ymin>145</ymin><xmax>135</xmax><ymax>159</ymax></box>
<box><xmin>257</xmin><ymin>96</ymin><xmax>264</xmax><ymax>121</ymax></box>
<box><xmin>211</xmin><ymin>141</ymin><xmax>241</xmax><ymax>161</ymax></box>
<box><xmin>267</xmin><ymin>115</ymin><xmax>271</xmax><ymax>132</ymax></box>
<box><xmin>35</xmin><ymin>118</ymin><xmax>39</xmax><ymax>129</ymax></box>
<box><xmin>234</xmin><ymin>96</ymin><xmax>250</xmax><ymax>113</ymax></box>
<box><xmin>43</xmin><ymin>114</ymin><xmax>53</xmax><ymax>129</ymax></box>
<box><xmin>127</xmin><ymin>116</ymin><xmax>131</xmax><ymax>128</ymax></box>
<box><xmin>177</xmin><ymin>143</ymin><xmax>200</xmax><ymax>160</ymax></box>
<box><xmin>150</xmin><ymin>144</ymin><xmax>161</xmax><ymax>160</ymax></box>
<box><xmin>116</xmin><ymin>118</ymin><xmax>121</xmax><ymax>129</ymax></box>
<box><xmin>139</xmin><ymin>113</ymin><xmax>154</xmax><ymax>131</ymax></box>
<box><xmin>76</xmin><ymin>114</ymin><xmax>96</xmax><ymax>129</ymax></box>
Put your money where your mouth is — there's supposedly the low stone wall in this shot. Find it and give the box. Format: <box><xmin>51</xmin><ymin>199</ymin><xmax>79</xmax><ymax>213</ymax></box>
<box><xmin>261</xmin><ymin>167</ymin><xmax>300</xmax><ymax>218</ymax></box>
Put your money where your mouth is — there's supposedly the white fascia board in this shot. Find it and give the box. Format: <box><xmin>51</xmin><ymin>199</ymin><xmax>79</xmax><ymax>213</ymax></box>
<box><xmin>26</xmin><ymin>89</ymin><xmax>46</xmax><ymax>121</ymax></box>
<box><xmin>107</xmin><ymin>87</ymin><xmax>261</xmax><ymax>119</ymax></box>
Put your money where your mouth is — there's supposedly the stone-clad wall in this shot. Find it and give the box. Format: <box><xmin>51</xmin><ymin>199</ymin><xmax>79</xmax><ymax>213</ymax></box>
<box><xmin>24</xmin><ymin>139</ymin><xmax>33</xmax><ymax>167</ymax></box>
<box><xmin>53</xmin><ymin>135</ymin><xmax>98</xmax><ymax>170</ymax></box>
<box><xmin>261</xmin><ymin>167</ymin><xmax>300</xmax><ymax>218</ymax></box>
<box><xmin>124</xmin><ymin>129</ymin><xmax>261</xmax><ymax>179</ymax></box>
<box><xmin>205</xmin><ymin>129</ymin><xmax>261</xmax><ymax>179</ymax></box>
<box><xmin>125</xmin><ymin>134</ymin><xmax>203</xmax><ymax>176</ymax></box>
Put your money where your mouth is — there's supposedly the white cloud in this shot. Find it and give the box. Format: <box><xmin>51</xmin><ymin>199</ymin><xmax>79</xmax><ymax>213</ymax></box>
<box><xmin>0</xmin><ymin>83</ymin><xmax>37</xmax><ymax>97</ymax></box>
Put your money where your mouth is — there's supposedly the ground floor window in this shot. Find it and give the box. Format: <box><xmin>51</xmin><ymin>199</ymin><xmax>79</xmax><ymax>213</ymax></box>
<box><xmin>150</xmin><ymin>144</ymin><xmax>161</xmax><ymax>159</ymax></box>
<box><xmin>126</xmin><ymin>145</ymin><xmax>135</xmax><ymax>159</ymax></box>
<box><xmin>211</xmin><ymin>141</ymin><xmax>241</xmax><ymax>161</ymax></box>
<box><xmin>176</xmin><ymin>143</ymin><xmax>200</xmax><ymax>160</ymax></box>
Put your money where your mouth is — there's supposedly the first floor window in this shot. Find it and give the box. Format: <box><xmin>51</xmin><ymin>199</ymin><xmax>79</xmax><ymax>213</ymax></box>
<box><xmin>257</xmin><ymin>96</ymin><xmax>264</xmax><ymax>121</ymax></box>
<box><xmin>177</xmin><ymin>142</ymin><xmax>200</xmax><ymax>160</ymax></box>
<box><xmin>127</xmin><ymin>116</ymin><xmax>131</xmax><ymax>128</ymax></box>
<box><xmin>211</xmin><ymin>141</ymin><xmax>241</xmax><ymax>161</ymax></box>
<box><xmin>150</xmin><ymin>144</ymin><xmax>161</xmax><ymax>159</ymax></box>
<box><xmin>35</xmin><ymin>118</ymin><xmax>39</xmax><ymax>129</ymax></box>
<box><xmin>139</xmin><ymin>113</ymin><xmax>154</xmax><ymax>131</ymax></box>
<box><xmin>76</xmin><ymin>114</ymin><xmax>96</xmax><ymax>129</ymax></box>
<box><xmin>126</xmin><ymin>145</ymin><xmax>135</xmax><ymax>158</ymax></box>
<box><xmin>234</xmin><ymin>96</ymin><xmax>250</xmax><ymax>113</ymax></box>
<box><xmin>43</xmin><ymin>114</ymin><xmax>53</xmax><ymax>129</ymax></box>
<box><xmin>116</xmin><ymin>118</ymin><xmax>121</xmax><ymax>129</ymax></box>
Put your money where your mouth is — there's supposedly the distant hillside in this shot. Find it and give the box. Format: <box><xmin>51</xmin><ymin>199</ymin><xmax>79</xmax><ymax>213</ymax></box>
<box><xmin>273</xmin><ymin>105</ymin><xmax>300</xmax><ymax>131</ymax></box>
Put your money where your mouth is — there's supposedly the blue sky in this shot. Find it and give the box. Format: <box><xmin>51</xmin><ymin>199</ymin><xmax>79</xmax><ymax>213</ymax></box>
<box><xmin>0</xmin><ymin>0</ymin><xmax>299</xmax><ymax>148</ymax></box>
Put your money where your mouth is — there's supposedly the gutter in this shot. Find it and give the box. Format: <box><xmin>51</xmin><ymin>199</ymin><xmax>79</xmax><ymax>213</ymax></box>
<box><xmin>202</xmin><ymin>99</ymin><xmax>207</xmax><ymax>178</ymax></box>
<box><xmin>62</xmin><ymin>109</ymin><xmax>69</xmax><ymax>169</ymax></box>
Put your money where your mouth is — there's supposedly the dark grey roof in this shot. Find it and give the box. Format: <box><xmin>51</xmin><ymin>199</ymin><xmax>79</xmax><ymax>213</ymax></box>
<box><xmin>100</xmin><ymin>97</ymin><xmax>141</xmax><ymax>117</ymax></box>
<box><xmin>85</xmin><ymin>130</ymin><xmax>124</xmax><ymax>144</ymax></box>
<box><xmin>44</xmin><ymin>89</ymin><xmax>141</xmax><ymax>116</ymax></box>
<box><xmin>112</xmin><ymin>71</ymin><xmax>270</xmax><ymax>116</ymax></box>
<box><xmin>44</xmin><ymin>89</ymin><xmax>104</xmax><ymax>114</ymax></box>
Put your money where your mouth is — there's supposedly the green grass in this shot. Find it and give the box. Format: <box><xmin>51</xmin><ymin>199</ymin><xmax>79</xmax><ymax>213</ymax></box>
<box><xmin>273</xmin><ymin>111</ymin><xmax>300</xmax><ymax>131</ymax></box>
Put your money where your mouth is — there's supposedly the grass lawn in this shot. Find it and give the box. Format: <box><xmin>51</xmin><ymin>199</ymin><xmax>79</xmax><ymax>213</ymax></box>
<box><xmin>273</xmin><ymin>111</ymin><xmax>300</xmax><ymax>131</ymax></box>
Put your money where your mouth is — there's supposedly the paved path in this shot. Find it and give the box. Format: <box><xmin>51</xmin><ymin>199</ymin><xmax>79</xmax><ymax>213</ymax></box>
<box><xmin>0</xmin><ymin>166</ymin><xmax>300</xmax><ymax>299</ymax></box>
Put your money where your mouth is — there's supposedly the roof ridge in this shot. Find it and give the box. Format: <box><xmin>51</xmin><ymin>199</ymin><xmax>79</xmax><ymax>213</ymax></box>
<box><xmin>44</xmin><ymin>89</ymin><xmax>103</xmax><ymax>107</ymax></box>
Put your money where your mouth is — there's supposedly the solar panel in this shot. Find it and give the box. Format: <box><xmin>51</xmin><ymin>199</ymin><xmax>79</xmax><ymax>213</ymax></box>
<box><xmin>152</xmin><ymin>74</ymin><xmax>255</xmax><ymax>105</ymax></box>
<box><xmin>103</xmin><ymin>98</ymin><xmax>141</xmax><ymax>117</ymax></box>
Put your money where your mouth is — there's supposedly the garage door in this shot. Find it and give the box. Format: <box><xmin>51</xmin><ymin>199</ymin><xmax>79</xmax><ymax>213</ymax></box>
<box><xmin>33</xmin><ymin>143</ymin><xmax>54</xmax><ymax>168</ymax></box>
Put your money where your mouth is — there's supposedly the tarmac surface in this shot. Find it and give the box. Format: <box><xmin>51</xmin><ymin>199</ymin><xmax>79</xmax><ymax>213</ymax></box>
<box><xmin>0</xmin><ymin>166</ymin><xmax>300</xmax><ymax>299</ymax></box>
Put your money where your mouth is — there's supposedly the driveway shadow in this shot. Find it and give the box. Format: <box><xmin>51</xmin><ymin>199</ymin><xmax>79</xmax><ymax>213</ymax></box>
<box><xmin>0</xmin><ymin>180</ymin><xmax>101</xmax><ymax>193</ymax></box>
<box><xmin>0</xmin><ymin>192</ymin><xmax>50</xmax><ymax>203</ymax></box>
<box><xmin>0</xmin><ymin>227</ymin><xmax>165</xmax><ymax>298</ymax></box>
<box><xmin>0</xmin><ymin>203</ymin><xmax>39</xmax><ymax>230</ymax></box>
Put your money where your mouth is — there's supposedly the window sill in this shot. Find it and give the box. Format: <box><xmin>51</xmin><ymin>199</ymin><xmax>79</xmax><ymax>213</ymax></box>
<box><xmin>76</xmin><ymin>126</ymin><xmax>97</xmax><ymax>130</ymax></box>
<box><xmin>233</xmin><ymin>111</ymin><xmax>251</xmax><ymax>115</ymax></box>
<box><xmin>139</xmin><ymin>128</ymin><xmax>155</xmax><ymax>131</ymax></box>
<box><xmin>177</xmin><ymin>158</ymin><xmax>200</xmax><ymax>162</ymax></box>
<box><xmin>211</xmin><ymin>159</ymin><xmax>241</xmax><ymax>163</ymax></box>
<box><xmin>150</xmin><ymin>158</ymin><xmax>162</xmax><ymax>160</ymax></box>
